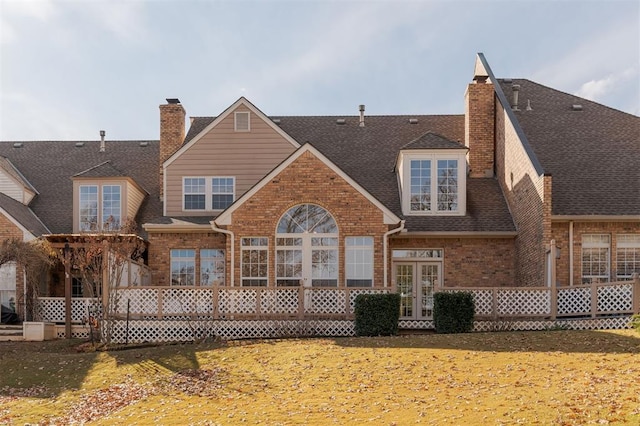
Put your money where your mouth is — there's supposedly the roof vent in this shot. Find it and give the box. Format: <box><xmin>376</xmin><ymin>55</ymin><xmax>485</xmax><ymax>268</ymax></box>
<box><xmin>503</xmin><ymin>78</ymin><xmax>513</xmax><ymax>84</ymax></box>
<box><xmin>166</xmin><ymin>98</ymin><xmax>181</xmax><ymax>104</ymax></box>
<box><xmin>572</xmin><ymin>104</ymin><xmax>583</xmax><ymax>111</ymax></box>
<box><xmin>359</xmin><ymin>104</ymin><xmax>365</xmax><ymax>127</ymax></box>
<box><xmin>272</xmin><ymin>118</ymin><xmax>281</xmax><ymax>124</ymax></box>
<box><xmin>408</xmin><ymin>118</ymin><xmax>418</xmax><ymax>124</ymax></box>
<box><xmin>511</xmin><ymin>84</ymin><xmax>520</xmax><ymax>111</ymax></box>
<box><xmin>99</xmin><ymin>130</ymin><xmax>106</xmax><ymax>152</ymax></box>
<box><xmin>75</xmin><ymin>142</ymin><xmax>85</xmax><ymax>147</ymax></box>
<box><xmin>139</xmin><ymin>141</ymin><xmax>149</xmax><ymax>147</ymax></box>
<box><xmin>336</xmin><ymin>118</ymin><xmax>346</xmax><ymax>125</ymax></box>
<box><xmin>12</xmin><ymin>142</ymin><xmax>23</xmax><ymax>148</ymax></box>
<box><xmin>525</xmin><ymin>99</ymin><xmax>533</xmax><ymax>111</ymax></box>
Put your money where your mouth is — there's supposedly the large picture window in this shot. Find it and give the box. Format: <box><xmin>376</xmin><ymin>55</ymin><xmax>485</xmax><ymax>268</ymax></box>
<box><xmin>345</xmin><ymin>237</ymin><xmax>373</xmax><ymax>287</ymax></box>
<box><xmin>171</xmin><ymin>249</ymin><xmax>195</xmax><ymax>286</ymax></box>
<box><xmin>582</xmin><ymin>234</ymin><xmax>610</xmax><ymax>284</ymax></box>
<box><xmin>276</xmin><ymin>204</ymin><xmax>338</xmax><ymax>287</ymax></box>
<box><xmin>241</xmin><ymin>238</ymin><xmax>268</xmax><ymax>286</ymax></box>
<box><xmin>616</xmin><ymin>235</ymin><xmax>640</xmax><ymax>280</ymax></box>
<box><xmin>201</xmin><ymin>249</ymin><xmax>225</xmax><ymax>286</ymax></box>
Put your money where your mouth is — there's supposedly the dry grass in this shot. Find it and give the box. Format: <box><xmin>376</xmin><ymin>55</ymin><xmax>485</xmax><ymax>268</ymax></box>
<box><xmin>1</xmin><ymin>330</ymin><xmax>640</xmax><ymax>425</ymax></box>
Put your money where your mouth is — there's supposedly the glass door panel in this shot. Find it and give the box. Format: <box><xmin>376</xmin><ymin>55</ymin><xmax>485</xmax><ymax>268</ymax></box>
<box><xmin>419</xmin><ymin>263</ymin><xmax>439</xmax><ymax>319</ymax></box>
<box><xmin>396</xmin><ymin>263</ymin><xmax>414</xmax><ymax>318</ymax></box>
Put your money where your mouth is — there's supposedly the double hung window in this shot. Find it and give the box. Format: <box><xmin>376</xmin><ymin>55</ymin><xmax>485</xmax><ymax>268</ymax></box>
<box><xmin>345</xmin><ymin>237</ymin><xmax>373</xmax><ymax>287</ymax></box>
<box><xmin>241</xmin><ymin>238</ymin><xmax>268</xmax><ymax>286</ymax></box>
<box><xmin>581</xmin><ymin>235</ymin><xmax>610</xmax><ymax>284</ymax></box>
<box><xmin>183</xmin><ymin>177</ymin><xmax>235</xmax><ymax>211</ymax></box>
<box><xmin>616</xmin><ymin>235</ymin><xmax>640</xmax><ymax>280</ymax></box>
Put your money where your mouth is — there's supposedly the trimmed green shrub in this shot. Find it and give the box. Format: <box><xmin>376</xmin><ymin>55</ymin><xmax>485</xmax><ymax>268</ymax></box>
<box><xmin>433</xmin><ymin>292</ymin><xmax>475</xmax><ymax>334</ymax></box>
<box><xmin>354</xmin><ymin>293</ymin><xmax>401</xmax><ymax>336</ymax></box>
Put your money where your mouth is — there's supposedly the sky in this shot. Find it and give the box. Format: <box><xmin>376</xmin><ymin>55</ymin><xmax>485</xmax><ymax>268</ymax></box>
<box><xmin>0</xmin><ymin>0</ymin><xmax>638</xmax><ymax>141</ymax></box>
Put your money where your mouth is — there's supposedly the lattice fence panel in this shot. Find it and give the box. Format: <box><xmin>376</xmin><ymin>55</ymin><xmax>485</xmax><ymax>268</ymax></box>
<box><xmin>38</xmin><ymin>298</ymin><xmax>100</xmax><ymax>323</ymax></box>
<box><xmin>219</xmin><ymin>289</ymin><xmax>257</xmax><ymax>314</ymax></box>
<box><xmin>348</xmin><ymin>289</ymin><xmax>389</xmax><ymax>314</ymax></box>
<box><xmin>497</xmin><ymin>289</ymin><xmax>550</xmax><ymax>315</ymax></box>
<box><xmin>597</xmin><ymin>284</ymin><xmax>633</xmax><ymax>313</ymax></box>
<box><xmin>442</xmin><ymin>289</ymin><xmax>493</xmax><ymax>316</ymax></box>
<box><xmin>304</xmin><ymin>289</ymin><xmax>346</xmax><ymax>314</ymax></box>
<box><xmin>115</xmin><ymin>289</ymin><xmax>159</xmax><ymax>316</ymax></box>
<box><xmin>160</xmin><ymin>288</ymin><xmax>214</xmax><ymax>315</ymax></box>
<box><xmin>260</xmin><ymin>289</ymin><xmax>298</xmax><ymax>314</ymax></box>
<box><xmin>557</xmin><ymin>287</ymin><xmax>590</xmax><ymax>315</ymax></box>
<box><xmin>38</xmin><ymin>298</ymin><xmax>64</xmax><ymax>322</ymax></box>
<box><xmin>398</xmin><ymin>320</ymin><xmax>434</xmax><ymax>329</ymax></box>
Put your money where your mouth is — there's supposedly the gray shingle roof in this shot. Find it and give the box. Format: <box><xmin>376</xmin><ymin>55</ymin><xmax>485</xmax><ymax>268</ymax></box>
<box><xmin>499</xmin><ymin>79</ymin><xmax>640</xmax><ymax>216</ymax></box>
<box><xmin>0</xmin><ymin>193</ymin><xmax>49</xmax><ymax>236</ymax></box>
<box><xmin>73</xmin><ymin>161</ymin><xmax>126</xmax><ymax>178</ymax></box>
<box><xmin>0</xmin><ymin>156</ymin><xmax>38</xmax><ymax>195</ymax></box>
<box><xmin>400</xmin><ymin>131</ymin><xmax>467</xmax><ymax>150</ymax></box>
<box><xmin>0</xmin><ymin>140</ymin><xmax>160</xmax><ymax>236</ymax></box>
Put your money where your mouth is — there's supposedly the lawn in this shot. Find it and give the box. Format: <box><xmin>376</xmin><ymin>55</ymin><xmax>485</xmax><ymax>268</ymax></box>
<box><xmin>1</xmin><ymin>330</ymin><xmax>639</xmax><ymax>425</ymax></box>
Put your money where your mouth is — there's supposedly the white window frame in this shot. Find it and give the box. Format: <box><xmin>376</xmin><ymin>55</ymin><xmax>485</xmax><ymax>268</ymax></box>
<box><xmin>241</xmin><ymin>237</ymin><xmax>268</xmax><ymax>286</ymax></box>
<box><xmin>200</xmin><ymin>249</ymin><xmax>225</xmax><ymax>286</ymax></box>
<box><xmin>183</xmin><ymin>176</ymin><xmax>235</xmax><ymax>211</ymax></box>
<box><xmin>616</xmin><ymin>234</ymin><xmax>640</xmax><ymax>280</ymax></box>
<box><xmin>345</xmin><ymin>237</ymin><xmax>374</xmax><ymax>287</ymax></box>
<box><xmin>170</xmin><ymin>249</ymin><xmax>196</xmax><ymax>286</ymax></box>
<box><xmin>581</xmin><ymin>234</ymin><xmax>610</xmax><ymax>284</ymax></box>
<box><xmin>79</xmin><ymin>183</ymin><xmax>122</xmax><ymax>232</ymax></box>
<box><xmin>234</xmin><ymin>111</ymin><xmax>250</xmax><ymax>132</ymax></box>
<box><xmin>399</xmin><ymin>150</ymin><xmax>467</xmax><ymax>216</ymax></box>
<box><xmin>79</xmin><ymin>184</ymin><xmax>99</xmax><ymax>231</ymax></box>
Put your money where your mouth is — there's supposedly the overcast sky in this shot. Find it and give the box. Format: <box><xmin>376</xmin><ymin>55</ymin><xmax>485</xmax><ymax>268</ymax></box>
<box><xmin>1</xmin><ymin>0</ymin><xmax>638</xmax><ymax>141</ymax></box>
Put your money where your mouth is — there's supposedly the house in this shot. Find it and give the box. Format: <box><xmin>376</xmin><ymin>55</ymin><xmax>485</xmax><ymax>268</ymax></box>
<box><xmin>0</xmin><ymin>53</ymin><xmax>638</xmax><ymax>336</ymax></box>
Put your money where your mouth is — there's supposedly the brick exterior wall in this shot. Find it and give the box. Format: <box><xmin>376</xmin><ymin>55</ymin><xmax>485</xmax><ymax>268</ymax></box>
<box><xmin>389</xmin><ymin>237</ymin><xmax>515</xmax><ymax>287</ymax></box>
<box><xmin>159</xmin><ymin>102</ymin><xmax>186</xmax><ymax>199</ymax></box>
<box><xmin>225</xmin><ymin>150</ymin><xmax>390</xmax><ymax>287</ymax></box>
<box><xmin>0</xmin><ymin>213</ymin><xmax>26</xmax><ymax>319</ymax></box>
<box><xmin>552</xmin><ymin>221</ymin><xmax>640</xmax><ymax>286</ymax></box>
<box><xmin>465</xmin><ymin>81</ymin><xmax>495</xmax><ymax>178</ymax></box>
<box><xmin>147</xmin><ymin>232</ymin><xmax>226</xmax><ymax>286</ymax></box>
<box><xmin>495</xmin><ymin>106</ymin><xmax>548</xmax><ymax>286</ymax></box>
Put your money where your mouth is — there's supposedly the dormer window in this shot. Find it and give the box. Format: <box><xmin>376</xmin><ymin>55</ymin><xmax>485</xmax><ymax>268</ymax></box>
<box><xmin>234</xmin><ymin>111</ymin><xmax>250</xmax><ymax>132</ymax></box>
<box><xmin>398</xmin><ymin>150</ymin><xmax>467</xmax><ymax>216</ymax></box>
<box><xmin>79</xmin><ymin>184</ymin><xmax>121</xmax><ymax>231</ymax></box>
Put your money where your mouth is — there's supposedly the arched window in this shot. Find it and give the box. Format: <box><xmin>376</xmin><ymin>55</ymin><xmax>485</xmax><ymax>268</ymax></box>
<box><xmin>276</xmin><ymin>204</ymin><xmax>338</xmax><ymax>287</ymax></box>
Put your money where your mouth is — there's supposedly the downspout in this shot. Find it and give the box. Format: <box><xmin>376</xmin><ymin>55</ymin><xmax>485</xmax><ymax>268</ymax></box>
<box><xmin>211</xmin><ymin>221</ymin><xmax>235</xmax><ymax>286</ymax></box>
<box><xmin>383</xmin><ymin>220</ymin><xmax>405</xmax><ymax>287</ymax></box>
<box><xmin>23</xmin><ymin>266</ymin><xmax>27</xmax><ymax>320</ymax></box>
<box><xmin>569</xmin><ymin>221</ymin><xmax>574</xmax><ymax>286</ymax></box>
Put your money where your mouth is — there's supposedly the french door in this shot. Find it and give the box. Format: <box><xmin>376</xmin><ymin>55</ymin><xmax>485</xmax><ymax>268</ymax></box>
<box><xmin>395</xmin><ymin>262</ymin><xmax>441</xmax><ymax>320</ymax></box>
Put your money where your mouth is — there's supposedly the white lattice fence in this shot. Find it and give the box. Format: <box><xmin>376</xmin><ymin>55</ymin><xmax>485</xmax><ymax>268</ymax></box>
<box><xmin>219</xmin><ymin>288</ymin><xmax>257</xmax><ymax>314</ymax></box>
<box><xmin>443</xmin><ymin>289</ymin><xmax>494</xmax><ymax>316</ymax></box>
<box><xmin>38</xmin><ymin>297</ymin><xmax>100</xmax><ymax>323</ymax></box>
<box><xmin>497</xmin><ymin>289</ymin><xmax>551</xmax><ymax>316</ymax></box>
<box><xmin>597</xmin><ymin>283</ymin><xmax>633</xmax><ymax>314</ymax></box>
<box><xmin>115</xmin><ymin>288</ymin><xmax>159</xmax><ymax>316</ymax></box>
<box><xmin>304</xmin><ymin>289</ymin><xmax>346</xmax><ymax>314</ymax></box>
<box><xmin>161</xmin><ymin>288</ymin><xmax>214</xmax><ymax>316</ymax></box>
<box><xmin>557</xmin><ymin>287</ymin><xmax>591</xmax><ymax>316</ymax></box>
<box><xmin>260</xmin><ymin>289</ymin><xmax>298</xmax><ymax>314</ymax></box>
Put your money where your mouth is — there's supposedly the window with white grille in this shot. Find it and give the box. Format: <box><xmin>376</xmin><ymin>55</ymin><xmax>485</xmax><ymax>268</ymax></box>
<box><xmin>616</xmin><ymin>235</ymin><xmax>640</xmax><ymax>280</ymax></box>
<box><xmin>581</xmin><ymin>234</ymin><xmax>610</xmax><ymax>284</ymax></box>
<box><xmin>201</xmin><ymin>249</ymin><xmax>225</xmax><ymax>286</ymax></box>
<box><xmin>171</xmin><ymin>249</ymin><xmax>195</xmax><ymax>286</ymax></box>
<box><xmin>345</xmin><ymin>237</ymin><xmax>373</xmax><ymax>287</ymax></box>
<box><xmin>241</xmin><ymin>238</ymin><xmax>268</xmax><ymax>286</ymax></box>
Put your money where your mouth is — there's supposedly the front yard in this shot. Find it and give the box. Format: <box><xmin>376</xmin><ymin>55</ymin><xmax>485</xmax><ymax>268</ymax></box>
<box><xmin>1</xmin><ymin>330</ymin><xmax>639</xmax><ymax>425</ymax></box>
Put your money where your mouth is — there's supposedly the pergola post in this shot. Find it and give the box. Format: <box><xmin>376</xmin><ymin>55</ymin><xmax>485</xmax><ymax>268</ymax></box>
<box><xmin>63</xmin><ymin>243</ymin><xmax>72</xmax><ymax>339</ymax></box>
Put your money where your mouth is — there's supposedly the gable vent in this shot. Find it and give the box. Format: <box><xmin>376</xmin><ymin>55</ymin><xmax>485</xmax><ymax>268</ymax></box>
<box><xmin>12</xmin><ymin>142</ymin><xmax>23</xmax><ymax>148</ymax></box>
<box><xmin>408</xmin><ymin>118</ymin><xmax>418</xmax><ymax>124</ymax></box>
<box><xmin>235</xmin><ymin>111</ymin><xmax>250</xmax><ymax>131</ymax></box>
<box><xmin>75</xmin><ymin>142</ymin><xmax>85</xmax><ymax>147</ymax></box>
<box><xmin>572</xmin><ymin>104</ymin><xmax>583</xmax><ymax>111</ymax></box>
<box><xmin>336</xmin><ymin>118</ymin><xmax>346</xmax><ymax>125</ymax></box>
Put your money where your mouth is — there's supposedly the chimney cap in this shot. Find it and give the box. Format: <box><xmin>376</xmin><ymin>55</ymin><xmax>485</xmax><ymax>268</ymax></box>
<box><xmin>166</xmin><ymin>98</ymin><xmax>181</xmax><ymax>104</ymax></box>
<box><xmin>99</xmin><ymin>130</ymin><xmax>106</xmax><ymax>137</ymax></box>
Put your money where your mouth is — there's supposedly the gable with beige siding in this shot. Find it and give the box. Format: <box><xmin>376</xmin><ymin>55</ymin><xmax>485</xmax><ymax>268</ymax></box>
<box><xmin>164</xmin><ymin>105</ymin><xmax>298</xmax><ymax>217</ymax></box>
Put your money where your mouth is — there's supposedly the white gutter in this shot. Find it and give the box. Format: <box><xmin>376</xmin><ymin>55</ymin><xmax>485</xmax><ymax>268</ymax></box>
<box><xmin>211</xmin><ymin>221</ymin><xmax>235</xmax><ymax>287</ymax></box>
<box><xmin>569</xmin><ymin>221</ymin><xmax>574</xmax><ymax>286</ymax></box>
<box><xmin>551</xmin><ymin>215</ymin><xmax>639</xmax><ymax>222</ymax></box>
<box><xmin>383</xmin><ymin>220</ymin><xmax>405</xmax><ymax>287</ymax></box>
<box><xmin>23</xmin><ymin>265</ymin><xmax>27</xmax><ymax>320</ymax></box>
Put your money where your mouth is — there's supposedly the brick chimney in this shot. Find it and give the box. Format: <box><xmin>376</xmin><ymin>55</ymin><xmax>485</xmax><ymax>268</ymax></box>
<box><xmin>464</xmin><ymin>76</ymin><xmax>495</xmax><ymax>178</ymax></box>
<box><xmin>159</xmin><ymin>98</ymin><xmax>186</xmax><ymax>199</ymax></box>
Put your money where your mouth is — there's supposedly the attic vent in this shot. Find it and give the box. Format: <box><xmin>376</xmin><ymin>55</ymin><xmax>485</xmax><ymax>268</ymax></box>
<box><xmin>572</xmin><ymin>104</ymin><xmax>583</xmax><ymax>111</ymax></box>
<box><xmin>336</xmin><ymin>118</ymin><xmax>346</xmax><ymax>125</ymax></box>
<box><xmin>139</xmin><ymin>141</ymin><xmax>149</xmax><ymax>147</ymax></box>
<box><xmin>12</xmin><ymin>142</ymin><xmax>23</xmax><ymax>148</ymax></box>
<box><xmin>235</xmin><ymin>111</ymin><xmax>250</xmax><ymax>131</ymax></box>
<box><xmin>272</xmin><ymin>118</ymin><xmax>281</xmax><ymax>125</ymax></box>
<box><xmin>503</xmin><ymin>78</ymin><xmax>513</xmax><ymax>84</ymax></box>
<box><xmin>75</xmin><ymin>142</ymin><xmax>85</xmax><ymax>147</ymax></box>
<box><xmin>408</xmin><ymin>118</ymin><xmax>418</xmax><ymax>124</ymax></box>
